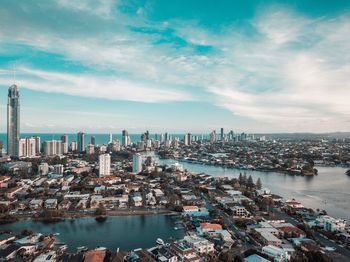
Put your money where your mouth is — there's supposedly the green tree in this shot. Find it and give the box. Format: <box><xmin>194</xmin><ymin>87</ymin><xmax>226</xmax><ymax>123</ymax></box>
<box><xmin>256</xmin><ymin>178</ymin><xmax>262</xmax><ymax>190</ymax></box>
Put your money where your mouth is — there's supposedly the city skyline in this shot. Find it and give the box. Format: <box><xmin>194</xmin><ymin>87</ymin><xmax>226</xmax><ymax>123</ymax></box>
<box><xmin>0</xmin><ymin>0</ymin><xmax>350</xmax><ymax>133</ymax></box>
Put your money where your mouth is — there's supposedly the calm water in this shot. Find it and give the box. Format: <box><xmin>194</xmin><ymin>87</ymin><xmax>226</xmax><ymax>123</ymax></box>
<box><xmin>150</xmin><ymin>153</ymin><xmax>350</xmax><ymax>221</ymax></box>
<box><xmin>0</xmin><ymin>215</ymin><xmax>184</xmax><ymax>252</ymax></box>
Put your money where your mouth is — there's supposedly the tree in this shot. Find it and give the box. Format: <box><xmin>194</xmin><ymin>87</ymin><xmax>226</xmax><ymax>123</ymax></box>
<box><xmin>247</xmin><ymin>175</ymin><xmax>254</xmax><ymax>187</ymax></box>
<box><xmin>242</xmin><ymin>173</ymin><xmax>247</xmax><ymax>185</ymax></box>
<box><xmin>94</xmin><ymin>204</ymin><xmax>107</xmax><ymax>216</ymax></box>
<box><xmin>256</xmin><ymin>178</ymin><xmax>262</xmax><ymax>190</ymax></box>
<box><xmin>239</xmin><ymin>173</ymin><xmax>243</xmax><ymax>184</ymax></box>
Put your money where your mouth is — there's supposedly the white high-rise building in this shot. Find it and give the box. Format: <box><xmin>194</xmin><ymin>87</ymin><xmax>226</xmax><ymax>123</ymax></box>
<box><xmin>70</xmin><ymin>141</ymin><xmax>77</xmax><ymax>151</ymax></box>
<box><xmin>44</xmin><ymin>140</ymin><xmax>62</xmax><ymax>156</ymax></box>
<box><xmin>99</xmin><ymin>153</ymin><xmax>111</xmax><ymax>177</ymax></box>
<box><xmin>18</xmin><ymin>137</ymin><xmax>37</xmax><ymax>158</ymax></box>
<box><xmin>132</xmin><ymin>153</ymin><xmax>142</xmax><ymax>174</ymax></box>
<box><xmin>109</xmin><ymin>133</ymin><xmax>113</xmax><ymax>143</ymax></box>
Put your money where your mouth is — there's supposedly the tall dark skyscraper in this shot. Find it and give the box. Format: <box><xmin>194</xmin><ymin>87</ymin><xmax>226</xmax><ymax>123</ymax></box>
<box><xmin>91</xmin><ymin>136</ymin><xmax>96</xmax><ymax>145</ymax></box>
<box><xmin>7</xmin><ymin>84</ymin><xmax>20</xmax><ymax>157</ymax></box>
<box><xmin>77</xmin><ymin>132</ymin><xmax>85</xmax><ymax>153</ymax></box>
<box><xmin>220</xmin><ymin>128</ymin><xmax>224</xmax><ymax>141</ymax></box>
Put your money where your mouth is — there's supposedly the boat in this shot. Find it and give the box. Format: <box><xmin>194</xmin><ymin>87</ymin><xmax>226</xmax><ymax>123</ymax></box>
<box><xmin>156</xmin><ymin>238</ymin><xmax>165</xmax><ymax>245</ymax></box>
<box><xmin>53</xmin><ymin>233</ymin><xmax>60</xmax><ymax>236</ymax></box>
<box><xmin>77</xmin><ymin>246</ymin><xmax>88</xmax><ymax>252</ymax></box>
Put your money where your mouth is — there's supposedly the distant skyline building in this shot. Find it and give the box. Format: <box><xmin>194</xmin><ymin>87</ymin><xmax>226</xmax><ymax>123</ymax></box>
<box><xmin>77</xmin><ymin>132</ymin><xmax>85</xmax><ymax>153</ymax></box>
<box><xmin>109</xmin><ymin>133</ymin><xmax>113</xmax><ymax>143</ymax></box>
<box><xmin>7</xmin><ymin>84</ymin><xmax>20</xmax><ymax>157</ymax></box>
<box><xmin>122</xmin><ymin>130</ymin><xmax>129</xmax><ymax>147</ymax></box>
<box><xmin>210</xmin><ymin>130</ymin><xmax>217</xmax><ymax>143</ymax></box>
<box><xmin>33</xmin><ymin>136</ymin><xmax>41</xmax><ymax>155</ymax></box>
<box><xmin>86</xmin><ymin>144</ymin><xmax>95</xmax><ymax>155</ymax></box>
<box><xmin>18</xmin><ymin>137</ymin><xmax>36</xmax><ymax>158</ymax></box>
<box><xmin>70</xmin><ymin>141</ymin><xmax>77</xmax><ymax>151</ymax></box>
<box><xmin>61</xmin><ymin>134</ymin><xmax>69</xmax><ymax>154</ymax></box>
<box><xmin>43</xmin><ymin>140</ymin><xmax>62</xmax><ymax>156</ymax></box>
<box><xmin>184</xmin><ymin>133</ymin><xmax>191</xmax><ymax>146</ymax></box>
<box><xmin>132</xmin><ymin>153</ymin><xmax>142</xmax><ymax>174</ymax></box>
<box><xmin>90</xmin><ymin>136</ymin><xmax>96</xmax><ymax>146</ymax></box>
<box><xmin>99</xmin><ymin>153</ymin><xmax>111</xmax><ymax>177</ymax></box>
<box><xmin>220</xmin><ymin>128</ymin><xmax>224</xmax><ymax>141</ymax></box>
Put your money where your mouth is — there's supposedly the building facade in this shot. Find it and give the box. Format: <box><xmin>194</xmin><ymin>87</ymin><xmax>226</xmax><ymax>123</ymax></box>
<box><xmin>99</xmin><ymin>153</ymin><xmax>111</xmax><ymax>177</ymax></box>
<box><xmin>7</xmin><ymin>84</ymin><xmax>20</xmax><ymax>157</ymax></box>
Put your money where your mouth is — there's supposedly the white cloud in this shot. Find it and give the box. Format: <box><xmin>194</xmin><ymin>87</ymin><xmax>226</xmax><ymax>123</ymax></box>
<box><xmin>0</xmin><ymin>67</ymin><xmax>194</xmax><ymax>103</ymax></box>
<box><xmin>0</xmin><ymin>2</ymin><xmax>349</xmax><ymax>132</ymax></box>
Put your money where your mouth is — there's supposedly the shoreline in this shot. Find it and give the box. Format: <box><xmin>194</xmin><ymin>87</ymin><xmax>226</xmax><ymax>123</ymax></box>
<box><xmin>159</xmin><ymin>156</ymin><xmax>319</xmax><ymax>176</ymax></box>
<box><xmin>0</xmin><ymin>209</ymin><xmax>179</xmax><ymax>225</ymax></box>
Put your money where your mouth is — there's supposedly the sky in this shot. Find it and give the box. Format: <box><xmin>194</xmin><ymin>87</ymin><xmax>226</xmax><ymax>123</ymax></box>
<box><xmin>0</xmin><ymin>0</ymin><xmax>349</xmax><ymax>134</ymax></box>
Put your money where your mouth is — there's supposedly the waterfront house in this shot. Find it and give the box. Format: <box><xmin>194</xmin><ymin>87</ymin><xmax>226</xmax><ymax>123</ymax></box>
<box><xmin>170</xmin><ymin>241</ymin><xmax>200</xmax><ymax>262</ymax></box>
<box><xmin>262</xmin><ymin>245</ymin><xmax>290</xmax><ymax>261</ymax></box>
<box><xmin>197</xmin><ymin>223</ymin><xmax>222</xmax><ymax>235</ymax></box>
<box><xmin>183</xmin><ymin>235</ymin><xmax>215</xmax><ymax>255</ymax></box>
<box><xmin>29</xmin><ymin>199</ymin><xmax>43</xmax><ymax>210</ymax></box>
<box><xmin>182</xmin><ymin>206</ymin><xmax>199</xmax><ymax>213</ymax></box>
<box><xmin>147</xmin><ymin>246</ymin><xmax>178</xmax><ymax>262</ymax></box>
<box><xmin>44</xmin><ymin>199</ymin><xmax>58</xmax><ymax>209</ymax></box>
<box><xmin>321</xmin><ymin>215</ymin><xmax>346</xmax><ymax>232</ymax></box>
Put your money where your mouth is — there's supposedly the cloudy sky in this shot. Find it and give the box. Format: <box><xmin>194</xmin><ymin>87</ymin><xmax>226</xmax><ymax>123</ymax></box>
<box><xmin>0</xmin><ymin>0</ymin><xmax>349</xmax><ymax>133</ymax></box>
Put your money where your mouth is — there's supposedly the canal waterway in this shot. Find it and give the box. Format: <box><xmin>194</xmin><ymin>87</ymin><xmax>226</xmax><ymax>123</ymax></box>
<box><xmin>0</xmin><ymin>215</ymin><xmax>184</xmax><ymax>252</ymax></box>
<box><xmin>150</xmin><ymin>153</ymin><xmax>350</xmax><ymax>221</ymax></box>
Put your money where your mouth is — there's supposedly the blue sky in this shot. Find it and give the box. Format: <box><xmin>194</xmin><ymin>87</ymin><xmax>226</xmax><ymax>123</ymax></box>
<box><xmin>0</xmin><ymin>0</ymin><xmax>349</xmax><ymax>133</ymax></box>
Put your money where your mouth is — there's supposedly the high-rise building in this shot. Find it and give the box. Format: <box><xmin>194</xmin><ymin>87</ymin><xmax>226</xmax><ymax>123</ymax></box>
<box><xmin>61</xmin><ymin>134</ymin><xmax>69</xmax><ymax>154</ymax></box>
<box><xmin>43</xmin><ymin>140</ymin><xmax>63</xmax><ymax>156</ymax></box>
<box><xmin>220</xmin><ymin>128</ymin><xmax>224</xmax><ymax>141</ymax></box>
<box><xmin>33</xmin><ymin>136</ymin><xmax>41</xmax><ymax>155</ymax></box>
<box><xmin>210</xmin><ymin>130</ymin><xmax>217</xmax><ymax>143</ymax></box>
<box><xmin>70</xmin><ymin>141</ymin><xmax>77</xmax><ymax>151</ymax></box>
<box><xmin>91</xmin><ymin>136</ymin><xmax>96</xmax><ymax>146</ymax></box>
<box><xmin>86</xmin><ymin>144</ymin><xmax>95</xmax><ymax>155</ymax></box>
<box><xmin>77</xmin><ymin>132</ymin><xmax>85</xmax><ymax>153</ymax></box>
<box><xmin>122</xmin><ymin>130</ymin><xmax>129</xmax><ymax>147</ymax></box>
<box><xmin>99</xmin><ymin>153</ymin><xmax>111</xmax><ymax>177</ymax></box>
<box><xmin>109</xmin><ymin>133</ymin><xmax>113</xmax><ymax>143</ymax></box>
<box><xmin>184</xmin><ymin>133</ymin><xmax>191</xmax><ymax>146</ymax></box>
<box><xmin>108</xmin><ymin>140</ymin><xmax>120</xmax><ymax>153</ymax></box>
<box><xmin>7</xmin><ymin>84</ymin><xmax>20</xmax><ymax>157</ymax></box>
<box><xmin>132</xmin><ymin>153</ymin><xmax>142</xmax><ymax>174</ymax></box>
<box><xmin>18</xmin><ymin>137</ymin><xmax>36</xmax><ymax>158</ymax></box>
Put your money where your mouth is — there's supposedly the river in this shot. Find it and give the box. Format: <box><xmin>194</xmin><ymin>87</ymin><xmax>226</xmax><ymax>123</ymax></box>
<box><xmin>150</xmin><ymin>153</ymin><xmax>350</xmax><ymax>221</ymax></box>
<box><xmin>0</xmin><ymin>215</ymin><xmax>184</xmax><ymax>252</ymax></box>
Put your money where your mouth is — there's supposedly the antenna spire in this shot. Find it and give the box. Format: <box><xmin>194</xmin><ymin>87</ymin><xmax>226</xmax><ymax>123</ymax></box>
<box><xmin>12</xmin><ymin>63</ymin><xmax>16</xmax><ymax>85</ymax></box>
